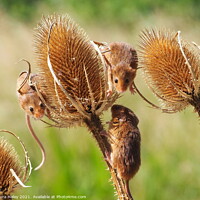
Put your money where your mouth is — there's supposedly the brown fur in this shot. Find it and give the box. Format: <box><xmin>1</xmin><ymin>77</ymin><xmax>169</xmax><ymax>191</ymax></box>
<box><xmin>107</xmin><ymin>104</ymin><xmax>141</xmax><ymax>198</ymax></box>
<box><xmin>104</xmin><ymin>42</ymin><xmax>138</xmax><ymax>93</ymax></box>
<box><xmin>17</xmin><ymin>72</ymin><xmax>45</xmax><ymax>119</ymax></box>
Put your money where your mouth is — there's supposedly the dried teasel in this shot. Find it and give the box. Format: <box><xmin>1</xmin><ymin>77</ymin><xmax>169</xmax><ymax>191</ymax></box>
<box><xmin>139</xmin><ymin>29</ymin><xmax>200</xmax><ymax>114</ymax></box>
<box><xmin>33</xmin><ymin>14</ymin><xmax>133</xmax><ymax>199</ymax></box>
<box><xmin>0</xmin><ymin>130</ymin><xmax>31</xmax><ymax>199</ymax></box>
<box><xmin>34</xmin><ymin>14</ymin><xmax>119</xmax><ymax>128</ymax></box>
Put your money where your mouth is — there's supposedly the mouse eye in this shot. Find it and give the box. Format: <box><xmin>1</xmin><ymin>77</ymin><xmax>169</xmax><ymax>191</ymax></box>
<box><xmin>30</xmin><ymin>85</ymin><xmax>36</xmax><ymax>91</ymax></box>
<box><xmin>125</xmin><ymin>79</ymin><xmax>129</xmax><ymax>84</ymax></box>
<box><xmin>39</xmin><ymin>102</ymin><xmax>45</xmax><ymax>109</ymax></box>
<box><xmin>29</xmin><ymin>107</ymin><xmax>34</xmax><ymax>113</ymax></box>
<box><xmin>114</xmin><ymin>78</ymin><xmax>118</xmax><ymax>84</ymax></box>
<box><xmin>112</xmin><ymin>118</ymin><xmax>119</xmax><ymax>125</ymax></box>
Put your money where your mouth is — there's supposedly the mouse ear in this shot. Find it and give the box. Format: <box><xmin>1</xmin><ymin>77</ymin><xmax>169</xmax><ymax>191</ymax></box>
<box><xmin>130</xmin><ymin>48</ymin><xmax>138</xmax><ymax>69</ymax></box>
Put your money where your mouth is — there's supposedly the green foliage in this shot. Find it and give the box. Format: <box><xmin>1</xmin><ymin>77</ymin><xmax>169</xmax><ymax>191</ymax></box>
<box><xmin>0</xmin><ymin>0</ymin><xmax>40</xmax><ymax>22</ymax></box>
<box><xmin>1</xmin><ymin>0</ymin><xmax>200</xmax><ymax>24</ymax></box>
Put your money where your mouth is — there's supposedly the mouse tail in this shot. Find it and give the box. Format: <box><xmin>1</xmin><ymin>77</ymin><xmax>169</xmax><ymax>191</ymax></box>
<box><xmin>26</xmin><ymin>114</ymin><xmax>46</xmax><ymax>170</ymax></box>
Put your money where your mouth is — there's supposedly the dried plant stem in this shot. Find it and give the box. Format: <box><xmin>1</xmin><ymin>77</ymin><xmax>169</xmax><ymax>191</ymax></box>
<box><xmin>84</xmin><ymin>115</ymin><xmax>133</xmax><ymax>200</ymax></box>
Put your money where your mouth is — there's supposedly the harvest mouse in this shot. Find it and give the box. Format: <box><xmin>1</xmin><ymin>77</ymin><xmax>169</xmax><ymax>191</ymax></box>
<box><xmin>16</xmin><ymin>62</ymin><xmax>46</xmax><ymax>170</ymax></box>
<box><xmin>103</xmin><ymin>42</ymin><xmax>138</xmax><ymax>95</ymax></box>
<box><xmin>106</xmin><ymin>104</ymin><xmax>141</xmax><ymax>199</ymax></box>
<box><xmin>17</xmin><ymin>71</ymin><xmax>45</xmax><ymax>119</ymax></box>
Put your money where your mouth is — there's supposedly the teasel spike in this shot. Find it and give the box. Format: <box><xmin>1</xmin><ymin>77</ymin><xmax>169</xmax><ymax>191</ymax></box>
<box><xmin>83</xmin><ymin>64</ymin><xmax>96</xmax><ymax>112</ymax></box>
<box><xmin>161</xmin><ymin>68</ymin><xmax>192</xmax><ymax>100</ymax></box>
<box><xmin>192</xmin><ymin>42</ymin><xmax>200</xmax><ymax>52</ymax></box>
<box><xmin>10</xmin><ymin>169</ymin><xmax>30</xmax><ymax>188</ymax></box>
<box><xmin>90</xmin><ymin>40</ymin><xmax>109</xmax><ymax>94</ymax></box>
<box><xmin>147</xmin><ymin>82</ymin><xmax>181</xmax><ymax>104</ymax></box>
<box><xmin>177</xmin><ymin>31</ymin><xmax>199</xmax><ymax>95</ymax></box>
<box><xmin>47</xmin><ymin>22</ymin><xmax>90</xmax><ymax>119</ymax></box>
<box><xmin>52</xmin><ymin>78</ymin><xmax>70</xmax><ymax>114</ymax></box>
<box><xmin>192</xmin><ymin>41</ymin><xmax>200</xmax><ymax>88</ymax></box>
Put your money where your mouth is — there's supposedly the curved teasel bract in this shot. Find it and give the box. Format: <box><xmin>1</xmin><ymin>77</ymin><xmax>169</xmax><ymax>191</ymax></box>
<box><xmin>139</xmin><ymin>29</ymin><xmax>200</xmax><ymax>114</ymax></box>
<box><xmin>0</xmin><ymin>130</ymin><xmax>31</xmax><ymax>197</ymax></box>
<box><xmin>0</xmin><ymin>137</ymin><xmax>23</xmax><ymax>196</ymax></box>
<box><xmin>34</xmin><ymin>14</ymin><xmax>118</xmax><ymax>127</ymax></box>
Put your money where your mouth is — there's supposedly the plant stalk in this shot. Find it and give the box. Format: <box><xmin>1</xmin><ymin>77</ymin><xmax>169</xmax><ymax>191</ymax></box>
<box><xmin>84</xmin><ymin>114</ymin><xmax>133</xmax><ymax>200</ymax></box>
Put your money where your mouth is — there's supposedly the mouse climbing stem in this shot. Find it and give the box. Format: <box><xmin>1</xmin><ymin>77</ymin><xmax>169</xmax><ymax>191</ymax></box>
<box><xmin>84</xmin><ymin>114</ymin><xmax>133</xmax><ymax>200</ymax></box>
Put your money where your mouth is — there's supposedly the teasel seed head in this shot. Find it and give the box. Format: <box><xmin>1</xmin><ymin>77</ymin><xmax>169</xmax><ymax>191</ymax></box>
<box><xmin>0</xmin><ymin>130</ymin><xmax>32</xmax><ymax>198</ymax></box>
<box><xmin>34</xmin><ymin>14</ymin><xmax>118</xmax><ymax>127</ymax></box>
<box><xmin>0</xmin><ymin>138</ymin><xmax>23</xmax><ymax>197</ymax></box>
<box><xmin>139</xmin><ymin>29</ymin><xmax>200</xmax><ymax>115</ymax></box>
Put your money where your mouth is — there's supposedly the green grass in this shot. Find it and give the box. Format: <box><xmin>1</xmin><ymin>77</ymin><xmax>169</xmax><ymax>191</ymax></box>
<box><xmin>0</xmin><ymin>3</ymin><xmax>200</xmax><ymax>200</ymax></box>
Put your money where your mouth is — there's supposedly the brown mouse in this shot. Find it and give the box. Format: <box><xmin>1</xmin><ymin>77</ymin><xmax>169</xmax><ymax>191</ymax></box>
<box><xmin>103</xmin><ymin>42</ymin><xmax>138</xmax><ymax>94</ymax></box>
<box><xmin>106</xmin><ymin>104</ymin><xmax>141</xmax><ymax>199</ymax></box>
<box><xmin>17</xmin><ymin>71</ymin><xmax>45</xmax><ymax>119</ymax></box>
<box><xmin>16</xmin><ymin>62</ymin><xmax>46</xmax><ymax>170</ymax></box>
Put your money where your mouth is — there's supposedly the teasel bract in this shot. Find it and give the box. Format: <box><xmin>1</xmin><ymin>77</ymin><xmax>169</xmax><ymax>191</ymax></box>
<box><xmin>34</xmin><ymin>14</ymin><xmax>119</xmax><ymax>127</ymax></box>
<box><xmin>0</xmin><ymin>130</ymin><xmax>31</xmax><ymax>199</ymax></box>
<box><xmin>139</xmin><ymin>29</ymin><xmax>200</xmax><ymax>115</ymax></box>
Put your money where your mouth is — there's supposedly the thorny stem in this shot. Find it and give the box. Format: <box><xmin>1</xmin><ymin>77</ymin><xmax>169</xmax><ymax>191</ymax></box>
<box><xmin>84</xmin><ymin>114</ymin><xmax>133</xmax><ymax>200</ymax></box>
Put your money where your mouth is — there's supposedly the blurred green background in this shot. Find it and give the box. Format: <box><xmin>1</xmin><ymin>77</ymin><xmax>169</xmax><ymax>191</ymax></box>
<box><xmin>0</xmin><ymin>0</ymin><xmax>200</xmax><ymax>200</ymax></box>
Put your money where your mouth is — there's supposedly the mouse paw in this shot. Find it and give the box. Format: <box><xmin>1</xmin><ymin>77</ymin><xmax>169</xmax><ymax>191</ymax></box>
<box><xmin>129</xmin><ymin>84</ymin><xmax>136</xmax><ymax>94</ymax></box>
<box><xmin>100</xmin><ymin>130</ymin><xmax>108</xmax><ymax>137</ymax></box>
<box><xmin>107</xmin><ymin>89</ymin><xmax>113</xmax><ymax>97</ymax></box>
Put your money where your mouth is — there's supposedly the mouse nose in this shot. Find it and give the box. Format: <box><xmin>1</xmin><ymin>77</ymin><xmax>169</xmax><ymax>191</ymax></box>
<box><xmin>34</xmin><ymin>111</ymin><xmax>44</xmax><ymax>119</ymax></box>
<box><xmin>117</xmin><ymin>88</ymin><xmax>126</xmax><ymax>93</ymax></box>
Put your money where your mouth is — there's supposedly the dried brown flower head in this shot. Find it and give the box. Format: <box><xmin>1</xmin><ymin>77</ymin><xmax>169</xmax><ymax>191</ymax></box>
<box><xmin>0</xmin><ymin>138</ymin><xmax>23</xmax><ymax>198</ymax></box>
<box><xmin>0</xmin><ymin>131</ymin><xmax>31</xmax><ymax>199</ymax></box>
<box><xmin>34</xmin><ymin>14</ymin><xmax>118</xmax><ymax>127</ymax></box>
<box><xmin>139</xmin><ymin>29</ymin><xmax>200</xmax><ymax>114</ymax></box>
